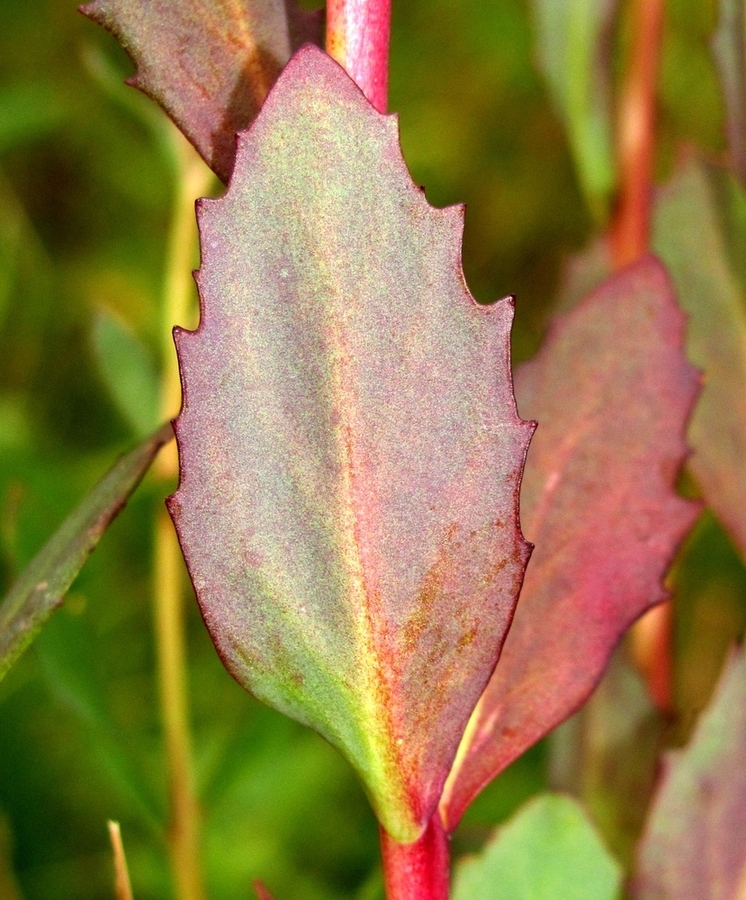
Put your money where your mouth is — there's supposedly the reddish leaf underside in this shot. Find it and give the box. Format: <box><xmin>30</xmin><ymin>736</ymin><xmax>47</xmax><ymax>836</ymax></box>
<box><xmin>440</xmin><ymin>257</ymin><xmax>699</xmax><ymax>831</ymax></box>
<box><xmin>168</xmin><ymin>46</ymin><xmax>533</xmax><ymax>843</ymax></box>
<box><xmin>633</xmin><ymin>646</ymin><xmax>746</xmax><ymax>900</ymax></box>
<box><xmin>81</xmin><ymin>0</ymin><xmax>323</xmax><ymax>182</ymax></box>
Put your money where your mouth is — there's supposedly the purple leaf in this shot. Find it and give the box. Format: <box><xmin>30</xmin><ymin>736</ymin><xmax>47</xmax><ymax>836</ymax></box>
<box><xmin>440</xmin><ymin>257</ymin><xmax>699</xmax><ymax>831</ymax></box>
<box><xmin>168</xmin><ymin>46</ymin><xmax>534</xmax><ymax>843</ymax></box>
<box><xmin>633</xmin><ymin>646</ymin><xmax>746</xmax><ymax>900</ymax></box>
<box><xmin>81</xmin><ymin>0</ymin><xmax>323</xmax><ymax>182</ymax></box>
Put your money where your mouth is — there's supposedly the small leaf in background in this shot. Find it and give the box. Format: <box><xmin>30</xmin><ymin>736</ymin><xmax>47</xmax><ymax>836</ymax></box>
<box><xmin>0</xmin><ymin>424</ymin><xmax>171</xmax><ymax>682</ymax></box>
<box><xmin>532</xmin><ymin>0</ymin><xmax>617</xmax><ymax>221</ymax></box>
<box><xmin>440</xmin><ymin>257</ymin><xmax>699</xmax><ymax>831</ymax></box>
<box><xmin>713</xmin><ymin>0</ymin><xmax>746</xmax><ymax>188</ymax></box>
<box><xmin>169</xmin><ymin>46</ymin><xmax>534</xmax><ymax>843</ymax></box>
<box><xmin>653</xmin><ymin>158</ymin><xmax>746</xmax><ymax>562</ymax></box>
<box><xmin>633</xmin><ymin>646</ymin><xmax>746</xmax><ymax>900</ymax></box>
<box><xmin>81</xmin><ymin>0</ymin><xmax>323</xmax><ymax>183</ymax></box>
<box><xmin>453</xmin><ymin>794</ymin><xmax>621</xmax><ymax>900</ymax></box>
<box><xmin>548</xmin><ymin>648</ymin><xmax>665</xmax><ymax>867</ymax></box>
<box><xmin>92</xmin><ymin>308</ymin><xmax>160</xmax><ymax>438</ymax></box>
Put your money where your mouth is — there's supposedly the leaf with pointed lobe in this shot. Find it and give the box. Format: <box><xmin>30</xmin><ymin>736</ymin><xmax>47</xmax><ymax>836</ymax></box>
<box><xmin>168</xmin><ymin>46</ymin><xmax>534</xmax><ymax>843</ymax></box>
<box><xmin>81</xmin><ymin>0</ymin><xmax>323</xmax><ymax>183</ymax></box>
<box><xmin>633</xmin><ymin>646</ymin><xmax>746</xmax><ymax>900</ymax></box>
<box><xmin>440</xmin><ymin>257</ymin><xmax>699</xmax><ymax>831</ymax></box>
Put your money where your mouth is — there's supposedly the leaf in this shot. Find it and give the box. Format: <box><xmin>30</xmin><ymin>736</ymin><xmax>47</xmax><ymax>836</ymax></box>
<box><xmin>713</xmin><ymin>0</ymin><xmax>746</xmax><ymax>188</ymax></box>
<box><xmin>92</xmin><ymin>308</ymin><xmax>160</xmax><ymax>438</ymax></box>
<box><xmin>633</xmin><ymin>646</ymin><xmax>746</xmax><ymax>900</ymax></box>
<box><xmin>81</xmin><ymin>0</ymin><xmax>324</xmax><ymax>183</ymax></box>
<box><xmin>0</xmin><ymin>424</ymin><xmax>172</xmax><ymax>683</ymax></box>
<box><xmin>440</xmin><ymin>257</ymin><xmax>699</xmax><ymax>831</ymax></box>
<box><xmin>169</xmin><ymin>45</ymin><xmax>534</xmax><ymax>843</ymax></box>
<box><xmin>532</xmin><ymin>0</ymin><xmax>617</xmax><ymax>221</ymax></box>
<box><xmin>653</xmin><ymin>158</ymin><xmax>746</xmax><ymax>561</ymax></box>
<box><xmin>452</xmin><ymin>794</ymin><xmax>621</xmax><ymax>900</ymax></box>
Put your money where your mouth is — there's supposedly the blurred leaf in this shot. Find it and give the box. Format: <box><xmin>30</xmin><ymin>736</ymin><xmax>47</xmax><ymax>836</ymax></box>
<box><xmin>0</xmin><ymin>424</ymin><xmax>172</xmax><ymax>683</ymax></box>
<box><xmin>548</xmin><ymin>647</ymin><xmax>665</xmax><ymax>867</ymax></box>
<box><xmin>0</xmin><ymin>814</ymin><xmax>23</xmax><ymax>900</ymax></box>
<box><xmin>633</xmin><ymin>646</ymin><xmax>746</xmax><ymax>899</ymax></box>
<box><xmin>92</xmin><ymin>308</ymin><xmax>159</xmax><ymax>437</ymax></box>
<box><xmin>81</xmin><ymin>0</ymin><xmax>323</xmax><ymax>182</ymax></box>
<box><xmin>532</xmin><ymin>0</ymin><xmax>617</xmax><ymax>220</ymax></box>
<box><xmin>169</xmin><ymin>47</ymin><xmax>533</xmax><ymax>843</ymax></box>
<box><xmin>0</xmin><ymin>82</ymin><xmax>68</xmax><ymax>156</ymax></box>
<box><xmin>713</xmin><ymin>0</ymin><xmax>746</xmax><ymax>187</ymax></box>
<box><xmin>34</xmin><ymin>606</ymin><xmax>163</xmax><ymax>827</ymax></box>
<box><xmin>441</xmin><ymin>258</ymin><xmax>699</xmax><ymax>831</ymax></box>
<box><xmin>653</xmin><ymin>158</ymin><xmax>746</xmax><ymax>561</ymax></box>
<box><xmin>452</xmin><ymin>794</ymin><xmax>621</xmax><ymax>900</ymax></box>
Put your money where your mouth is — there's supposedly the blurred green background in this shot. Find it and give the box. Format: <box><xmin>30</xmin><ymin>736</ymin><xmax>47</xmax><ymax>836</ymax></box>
<box><xmin>0</xmin><ymin>0</ymin><xmax>744</xmax><ymax>898</ymax></box>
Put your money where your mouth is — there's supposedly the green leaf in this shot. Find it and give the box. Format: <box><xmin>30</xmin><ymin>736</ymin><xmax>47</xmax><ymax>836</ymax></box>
<box><xmin>653</xmin><ymin>158</ymin><xmax>746</xmax><ymax>561</ymax></box>
<box><xmin>81</xmin><ymin>0</ymin><xmax>323</xmax><ymax>182</ymax></box>
<box><xmin>92</xmin><ymin>308</ymin><xmax>160</xmax><ymax>437</ymax></box>
<box><xmin>633</xmin><ymin>647</ymin><xmax>746</xmax><ymax>899</ymax></box>
<box><xmin>0</xmin><ymin>82</ymin><xmax>68</xmax><ymax>156</ymax></box>
<box><xmin>453</xmin><ymin>794</ymin><xmax>621</xmax><ymax>900</ymax></box>
<box><xmin>713</xmin><ymin>0</ymin><xmax>746</xmax><ymax>188</ymax></box>
<box><xmin>532</xmin><ymin>0</ymin><xmax>617</xmax><ymax>220</ymax></box>
<box><xmin>0</xmin><ymin>424</ymin><xmax>172</xmax><ymax>683</ymax></box>
<box><xmin>169</xmin><ymin>46</ymin><xmax>534</xmax><ymax>843</ymax></box>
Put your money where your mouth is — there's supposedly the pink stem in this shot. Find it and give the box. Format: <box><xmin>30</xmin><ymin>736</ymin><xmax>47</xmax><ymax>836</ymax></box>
<box><xmin>380</xmin><ymin>814</ymin><xmax>450</xmax><ymax>900</ymax></box>
<box><xmin>325</xmin><ymin>0</ymin><xmax>392</xmax><ymax>112</ymax></box>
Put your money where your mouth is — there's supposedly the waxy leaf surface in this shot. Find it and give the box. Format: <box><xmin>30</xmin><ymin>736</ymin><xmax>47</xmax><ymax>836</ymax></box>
<box><xmin>169</xmin><ymin>46</ymin><xmax>534</xmax><ymax>843</ymax></box>
<box><xmin>81</xmin><ymin>0</ymin><xmax>323</xmax><ymax>182</ymax></box>
<box><xmin>653</xmin><ymin>159</ymin><xmax>746</xmax><ymax>561</ymax></box>
<box><xmin>453</xmin><ymin>794</ymin><xmax>621</xmax><ymax>900</ymax></box>
<box><xmin>633</xmin><ymin>647</ymin><xmax>746</xmax><ymax>900</ymax></box>
<box><xmin>0</xmin><ymin>425</ymin><xmax>172</xmax><ymax>683</ymax></box>
<box><xmin>440</xmin><ymin>258</ymin><xmax>699</xmax><ymax>830</ymax></box>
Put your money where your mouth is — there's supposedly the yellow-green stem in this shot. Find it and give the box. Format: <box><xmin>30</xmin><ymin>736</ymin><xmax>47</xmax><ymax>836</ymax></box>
<box><xmin>154</xmin><ymin>131</ymin><xmax>213</xmax><ymax>900</ymax></box>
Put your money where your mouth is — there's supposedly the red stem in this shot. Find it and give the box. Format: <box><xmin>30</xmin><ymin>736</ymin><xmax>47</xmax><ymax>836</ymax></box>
<box><xmin>380</xmin><ymin>814</ymin><xmax>450</xmax><ymax>900</ymax></box>
<box><xmin>325</xmin><ymin>0</ymin><xmax>392</xmax><ymax>112</ymax></box>
<box><xmin>613</xmin><ymin>0</ymin><xmax>674</xmax><ymax>712</ymax></box>
<box><xmin>610</xmin><ymin>0</ymin><xmax>665</xmax><ymax>268</ymax></box>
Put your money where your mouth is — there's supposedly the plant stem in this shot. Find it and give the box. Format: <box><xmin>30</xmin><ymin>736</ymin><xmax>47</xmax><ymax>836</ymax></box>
<box><xmin>610</xmin><ymin>0</ymin><xmax>665</xmax><ymax>268</ymax></box>
<box><xmin>380</xmin><ymin>814</ymin><xmax>450</xmax><ymax>900</ymax></box>
<box><xmin>154</xmin><ymin>131</ymin><xmax>213</xmax><ymax>900</ymax></box>
<box><xmin>325</xmin><ymin>0</ymin><xmax>392</xmax><ymax>112</ymax></box>
<box><xmin>612</xmin><ymin>0</ymin><xmax>673</xmax><ymax>712</ymax></box>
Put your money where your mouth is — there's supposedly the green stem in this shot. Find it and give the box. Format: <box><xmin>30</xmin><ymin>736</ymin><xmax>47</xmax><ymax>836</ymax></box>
<box><xmin>154</xmin><ymin>130</ymin><xmax>213</xmax><ymax>900</ymax></box>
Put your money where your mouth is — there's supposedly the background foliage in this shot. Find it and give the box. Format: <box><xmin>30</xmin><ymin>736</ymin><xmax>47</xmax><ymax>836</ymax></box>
<box><xmin>0</xmin><ymin>0</ymin><xmax>744</xmax><ymax>898</ymax></box>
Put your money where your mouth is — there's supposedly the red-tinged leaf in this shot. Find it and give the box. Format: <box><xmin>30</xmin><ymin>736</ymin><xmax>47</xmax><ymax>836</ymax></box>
<box><xmin>633</xmin><ymin>646</ymin><xmax>746</xmax><ymax>900</ymax></box>
<box><xmin>440</xmin><ymin>257</ymin><xmax>699</xmax><ymax>831</ymax></box>
<box><xmin>81</xmin><ymin>0</ymin><xmax>323</xmax><ymax>183</ymax></box>
<box><xmin>168</xmin><ymin>46</ymin><xmax>534</xmax><ymax>843</ymax></box>
<box><xmin>653</xmin><ymin>159</ymin><xmax>746</xmax><ymax>561</ymax></box>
